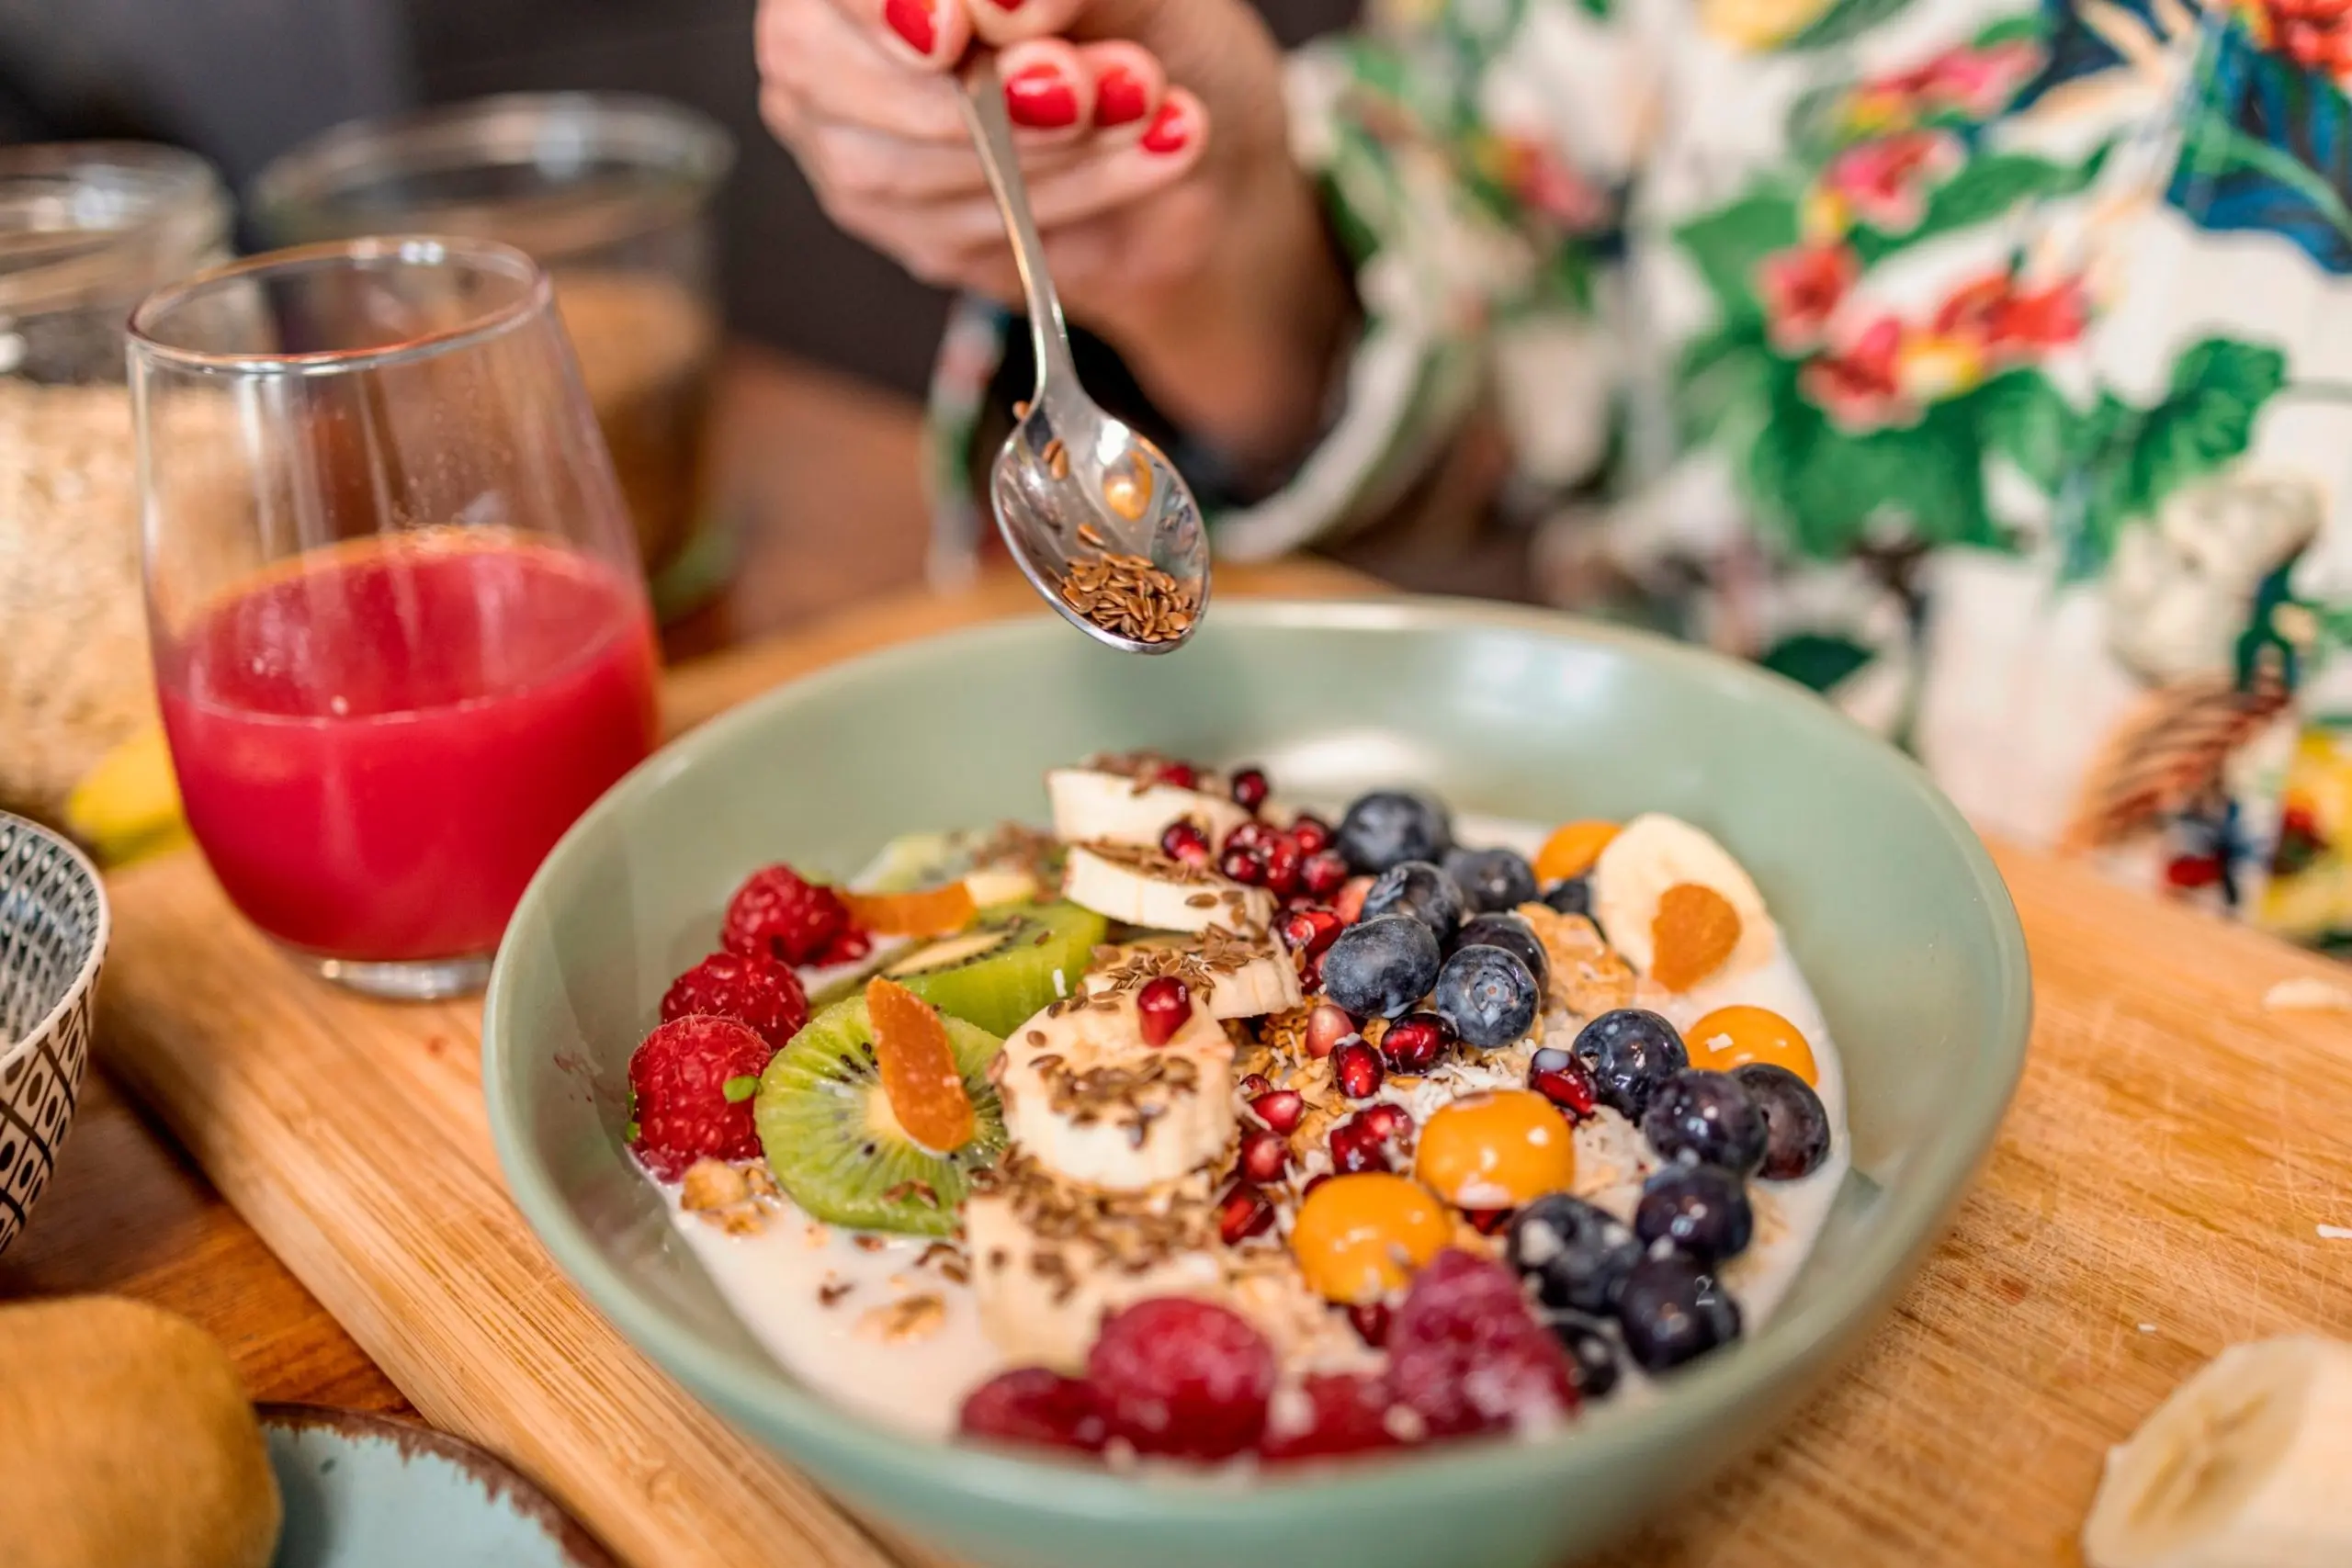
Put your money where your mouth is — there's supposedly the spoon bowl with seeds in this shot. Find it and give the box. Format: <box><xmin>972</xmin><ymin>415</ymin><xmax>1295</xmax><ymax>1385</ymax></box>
<box><xmin>956</xmin><ymin>58</ymin><xmax>1210</xmax><ymax>654</ymax></box>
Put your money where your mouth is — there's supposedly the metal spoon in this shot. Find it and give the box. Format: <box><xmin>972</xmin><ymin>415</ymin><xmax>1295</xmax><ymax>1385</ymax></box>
<box><xmin>956</xmin><ymin>57</ymin><xmax>1210</xmax><ymax>654</ymax></box>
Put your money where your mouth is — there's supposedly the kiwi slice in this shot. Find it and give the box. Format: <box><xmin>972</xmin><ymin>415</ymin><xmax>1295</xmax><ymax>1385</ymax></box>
<box><xmin>755</xmin><ymin>996</ymin><xmax>1006</xmax><ymax>1235</ymax></box>
<box><xmin>877</xmin><ymin>898</ymin><xmax>1107</xmax><ymax>1037</ymax></box>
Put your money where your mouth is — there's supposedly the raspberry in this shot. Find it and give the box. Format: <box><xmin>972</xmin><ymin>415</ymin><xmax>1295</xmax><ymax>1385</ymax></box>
<box><xmin>626</xmin><ymin>1015</ymin><xmax>775</xmax><ymax>1180</ymax></box>
<box><xmin>1387</xmin><ymin>1248</ymin><xmax>1577</xmax><ymax>1438</ymax></box>
<box><xmin>1260</xmin><ymin>1372</ymin><xmax>1402</xmax><ymax>1463</ymax></box>
<box><xmin>662</xmin><ymin>950</ymin><xmax>810</xmax><ymax>1050</ymax></box>
<box><xmin>957</xmin><ymin>1367</ymin><xmax>1107</xmax><ymax>1453</ymax></box>
<box><xmin>1086</xmin><ymin>1297</ymin><xmax>1275</xmax><ymax>1459</ymax></box>
<box><xmin>721</xmin><ymin>864</ymin><xmax>850</xmax><ymax>966</ymax></box>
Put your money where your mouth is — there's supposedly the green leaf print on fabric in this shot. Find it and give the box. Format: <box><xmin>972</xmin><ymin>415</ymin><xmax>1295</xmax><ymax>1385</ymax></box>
<box><xmin>2068</xmin><ymin>339</ymin><xmax>2289</xmax><ymax>574</ymax></box>
<box><xmin>1746</xmin><ymin>363</ymin><xmax>2004</xmax><ymax>558</ymax></box>
<box><xmin>1677</xmin><ymin>321</ymin><xmax>1775</xmax><ymax>446</ymax></box>
<box><xmin>1781</xmin><ymin>0</ymin><xmax>1917</xmax><ymax>52</ymax></box>
<box><xmin>1975</xmin><ymin>367</ymin><xmax>2074</xmax><ymax>489</ymax></box>
<box><xmin>1759</xmin><ymin>631</ymin><xmax>1875</xmax><ymax>691</ymax></box>
<box><xmin>1674</xmin><ymin>191</ymin><xmax>1804</xmax><ymax>323</ymax></box>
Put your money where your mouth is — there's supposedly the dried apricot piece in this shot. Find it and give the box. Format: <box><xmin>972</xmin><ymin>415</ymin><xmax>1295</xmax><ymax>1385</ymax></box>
<box><xmin>842</xmin><ymin>882</ymin><xmax>977</xmax><ymax>937</ymax></box>
<box><xmin>1649</xmin><ymin>883</ymin><xmax>1741</xmax><ymax>992</ymax></box>
<box><xmin>1533</xmin><ymin>820</ymin><xmax>1621</xmax><ymax>882</ymax></box>
<box><xmin>866</xmin><ymin>976</ymin><xmax>976</xmax><ymax>1153</ymax></box>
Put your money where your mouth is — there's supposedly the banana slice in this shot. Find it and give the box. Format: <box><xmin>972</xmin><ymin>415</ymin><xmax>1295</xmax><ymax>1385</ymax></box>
<box><xmin>1047</xmin><ymin>767</ymin><xmax>1250</xmax><ymax>850</ymax></box>
<box><xmin>964</xmin><ymin>1161</ymin><xmax>1225</xmax><ymax>1371</ymax></box>
<box><xmin>1590</xmin><ymin>813</ymin><xmax>1776</xmax><ymax>980</ymax></box>
<box><xmin>2085</xmin><ymin>1337</ymin><xmax>2352</xmax><ymax>1568</ymax></box>
<box><xmin>999</xmin><ymin>989</ymin><xmax>1238</xmax><ymax>1192</ymax></box>
<box><xmin>1082</xmin><ymin>934</ymin><xmax>1304</xmax><ymax>1021</ymax></box>
<box><xmin>963</xmin><ymin>865</ymin><xmax>1041</xmax><ymax>907</ymax></box>
<box><xmin>1062</xmin><ymin>841</ymin><xmax>1276</xmax><ymax>934</ymax></box>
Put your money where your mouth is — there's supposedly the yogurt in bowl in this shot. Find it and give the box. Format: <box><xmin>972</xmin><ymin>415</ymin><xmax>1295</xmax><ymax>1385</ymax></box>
<box><xmin>617</xmin><ymin>755</ymin><xmax>1849</xmax><ymax>1461</ymax></box>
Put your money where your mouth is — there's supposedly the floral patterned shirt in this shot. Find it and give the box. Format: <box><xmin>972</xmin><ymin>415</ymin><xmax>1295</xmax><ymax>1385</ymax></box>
<box><xmin>925</xmin><ymin>0</ymin><xmax>2352</xmax><ymax>949</ymax></box>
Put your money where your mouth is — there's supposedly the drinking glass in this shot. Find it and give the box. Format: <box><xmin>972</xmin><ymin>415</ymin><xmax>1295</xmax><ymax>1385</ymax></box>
<box><xmin>130</xmin><ymin>237</ymin><xmax>661</xmax><ymax>999</ymax></box>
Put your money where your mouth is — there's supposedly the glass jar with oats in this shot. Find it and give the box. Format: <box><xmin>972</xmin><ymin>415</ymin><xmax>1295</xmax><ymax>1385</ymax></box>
<box><xmin>251</xmin><ymin>95</ymin><xmax>735</xmax><ymax>618</ymax></box>
<box><xmin>0</xmin><ymin>142</ymin><xmax>232</xmax><ymax>830</ymax></box>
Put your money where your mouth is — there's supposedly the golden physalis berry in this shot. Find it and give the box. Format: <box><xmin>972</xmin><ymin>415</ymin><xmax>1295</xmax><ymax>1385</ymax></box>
<box><xmin>1649</xmin><ymin>883</ymin><xmax>1741</xmax><ymax>991</ymax></box>
<box><xmin>1533</xmin><ymin>819</ymin><xmax>1620</xmax><ymax>882</ymax></box>
<box><xmin>865</xmin><ymin>976</ymin><xmax>975</xmax><ymax>1153</ymax></box>
<box><xmin>1688</xmin><ymin>1004</ymin><xmax>1817</xmax><ymax>1085</ymax></box>
<box><xmin>1290</xmin><ymin>1173</ymin><xmax>1452</xmax><ymax>1303</ymax></box>
<box><xmin>1413</xmin><ymin>1089</ymin><xmax>1577</xmax><ymax>1210</ymax></box>
<box><xmin>842</xmin><ymin>882</ymin><xmax>978</xmax><ymax>937</ymax></box>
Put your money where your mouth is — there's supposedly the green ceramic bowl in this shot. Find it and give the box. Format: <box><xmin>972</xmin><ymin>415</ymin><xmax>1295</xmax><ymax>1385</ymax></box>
<box><xmin>483</xmin><ymin>598</ymin><xmax>2030</xmax><ymax>1568</ymax></box>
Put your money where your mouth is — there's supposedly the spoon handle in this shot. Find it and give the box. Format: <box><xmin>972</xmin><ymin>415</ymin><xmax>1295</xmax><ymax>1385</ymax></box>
<box><xmin>957</xmin><ymin>57</ymin><xmax>1082</xmax><ymax>396</ymax></box>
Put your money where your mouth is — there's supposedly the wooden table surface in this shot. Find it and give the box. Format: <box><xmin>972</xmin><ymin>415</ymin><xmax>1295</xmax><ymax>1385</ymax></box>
<box><xmin>0</xmin><ymin>344</ymin><xmax>937</xmax><ymax>1411</ymax></box>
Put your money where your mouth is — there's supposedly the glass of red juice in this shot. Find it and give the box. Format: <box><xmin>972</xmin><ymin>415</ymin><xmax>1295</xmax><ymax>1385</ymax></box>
<box><xmin>130</xmin><ymin>237</ymin><xmax>661</xmax><ymax>999</ymax></box>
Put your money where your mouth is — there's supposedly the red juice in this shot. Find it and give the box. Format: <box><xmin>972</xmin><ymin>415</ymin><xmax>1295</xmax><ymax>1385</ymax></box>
<box><xmin>157</xmin><ymin>535</ymin><xmax>660</xmax><ymax>963</ymax></box>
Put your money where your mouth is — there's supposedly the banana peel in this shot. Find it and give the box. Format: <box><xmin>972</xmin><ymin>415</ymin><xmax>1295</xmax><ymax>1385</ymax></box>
<box><xmin>64</xmin><ymin>726</ymin><xmax>190</xmax><ymax>868</ymax></box>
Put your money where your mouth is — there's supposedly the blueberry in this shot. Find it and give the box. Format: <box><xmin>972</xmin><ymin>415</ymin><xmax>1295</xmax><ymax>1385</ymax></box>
<box><xmin>1360</xmin><ymin>860</ymin><xmax>1467</xmax><ymax>943</ymax></box>
<box><xmin>1641</xmin><ymin>1069</ymin><xmax>1768</xmax><ymax>1175</ymax></box>
<box><xmin>1570</xmin><ymin>1009</ymin><xmax>1689</xmax><ymax>1118</ymax></box>
<box><xmin>1430</xmin><ymin>944</ymin><xmax>1539</xmax><ymax>1049</ymax></box>
<box><xmin>1542</xmin><ymin>876</ymin><xmax>1592</xmax><ymax>918</ymax></box>
<box><xmin>1506</xmin><ymin>1193</ymin><xmax>1642</xmax><ymax>1314</ymax></box>
<box><xmin>1442</xmin><ymin>846</ymin><xmax>1539</xmax><ymax>914</ymax></box>
<box><xmin>1319</xmin><ymin>915</ymin><xmax>1442</xmax><ymax>1019</ymax></box>
<box><xmin>1733</xmin><ymin>1063</ymin><xmax>1833</xmax><ymax>1180</ymax></box>
<box><xmin>1541</xmin><ymin>1309</ymin><xmax>1623</xmax><ymax>1400</ymax></box>
<box><xmin>1335</xmin><ymin>790</ymin><xmax>1453</xmax><ymax>875</ymax></box>
<box><xmin>1634</xmin><ymin>1163</ymin><xmax>1753</xmax><ymax>1263</ymax></box>
<box><xmin>1616</xmin><ymin>1252</ymin><xmax>1742</xmax><ymax>1372</ymax></box>
<box><xmin>1452</xmin><ymin>912</ymin><xmax>1549</xmax><ymax>988</ymax></box>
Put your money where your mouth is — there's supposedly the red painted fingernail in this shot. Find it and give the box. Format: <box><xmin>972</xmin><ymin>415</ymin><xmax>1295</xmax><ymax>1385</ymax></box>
<box><xmin>883</xmin><ymin>0</ymin><xmax>936</xmax><ymax>54</ymax></box>
<box><xmin>1095</xmin><ymin>66</ymin><xmax>1149</xmax><ymax>128</ymax></box>
<box><xmin>1140</xmin><ymin>101</ymin><xmax>1189</xmax><ymax>153</ymax></box>
<box><xmin>1004</xmin><ymin>63</ymin><xmax>1080</xmax><ymax>130</ymax></box>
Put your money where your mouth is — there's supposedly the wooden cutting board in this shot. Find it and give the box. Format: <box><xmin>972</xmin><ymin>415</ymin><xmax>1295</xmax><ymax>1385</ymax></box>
<box><xmin>95</xmin><ymin>562</ymin><xmax>2352</xmax><ymax>1568</ymax></box>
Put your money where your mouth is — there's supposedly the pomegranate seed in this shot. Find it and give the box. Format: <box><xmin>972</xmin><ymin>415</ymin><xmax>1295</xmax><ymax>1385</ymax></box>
<box><xmin>1261</xmin><ymin>836</ymin><xmax>1304</xmax><ymax>897</ymax></box>
<box><xmin>1360</xmin><ymin>1103</ymin><xmax>1414</xmax><ymax>1145</ymax></box>
<box><xmin>1305</xmin><ymin>1004</ymin><xmax>1355</xmax><ymax>1059</ymax></box>
<box><xmin>1301</xmin><ymin>851</ymin><xmax>1351</xmax><ymax>900</ymax></box>
<box><xmin>1219</xmin><ymin>845</ymin><xmax>1270</xmax><ymax>886</ymax></box>
<box><xmin>1154</xmin><ymin>761</ymin><xmax>1199</xmax><ymax>789</ymax></box>
<box><xmin>1225</xmin><ymin>820</ymin><xmax>1274</xmax><ymax>854</ymax></box>
<box><xmin>1527</xmin><ymin>1046</ymin><xmax>1600</xmax><ymax>1120</ymax></box>
<box><xmin>1136</xmin><ymin>976</ymin><xmax>1193</xmax><ymax>1047</ymax></box>
<box><xmin>1347</xmin><ymin>1302</ymin><xmax>1392</xmax><ymax>1348</ymax></box>
<box><xmin>1159</xmin><ymin>819</ymin><xmax>1212</xmax><ymax>867</ymax></box>
<box><xmin>1291</xmin><ymin>813</ymin><xmax>1333</xmax><ymax>855</ymax></box>
<box><xmin>1278</xmin><ymin>907</ymin><xmax>1342</xmax><ymax>958</ymax></box>
<box><xmin>1217</xmin><ymin>1183</ymin><xmax>1275</xmax><ymax>1245</ymax></box>
<box><xmin>1250</xmin><ymin>1088</ymin><xmax>1306</xmax><ymax>1134</ymax></box>
<box><xmin>1299</xmin><ymin>950</ymin><xmax>1326</xmax><ymax>993</ymax></box>
<box><xmin>1333</xmin><ymin>1040</ymin><xmax>1385</xmax><ymax>1100</ymax></box>
<box><xmin>1239</xmin><ymin>1128</ymin><xmax>1291</xmax><ymax>1183</ymax></box>
<box><xmin>1380</xmin><ymin>1011</ymin><xmax>1453</xmax><ymax>1074</ymax></box>
<box><xmin>1463</xmin><ymin>1208</ymin><xmax>1515</xmax><ymax>1236</ymax></box>
<box><xmin>1301</xmin><ymin>1172</ymin><xmax>1333</xmax><ymax>1200</ymax></box>
<box><xmin>1335</xmin><ymin>876</ymin><xmax>1374</xmax><ymax>923</ymax></box>
<box><xmin>1329</xmin><ymin>1116</ymin><xmax>1389</xmax><ymax>1174</ymax></box>
<box><xmin>1238</xmin><ymin>1071</ymin><xmax>1274</xmax><ymax>1100</ymax></box>
<box><xmin>1229</xmin><ymin>766</ymin><xmax>1271</xmax><ymax>812</ymax></box>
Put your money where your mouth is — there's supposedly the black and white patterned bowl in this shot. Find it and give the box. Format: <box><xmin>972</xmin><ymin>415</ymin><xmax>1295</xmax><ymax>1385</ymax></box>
<box><xmin>0</xmin><ymin>813</ymin><xmax>107</xmax><ymax>1255</ymax></box>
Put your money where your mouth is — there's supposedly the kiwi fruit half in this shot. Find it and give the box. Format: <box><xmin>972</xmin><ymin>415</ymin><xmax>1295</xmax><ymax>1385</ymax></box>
<box><xmin>756</xmin><ymin>996</ymin><xmax>1005</xmax><ymax>1235</ymax></box>
<box><xmin>872</xmin><ymin>898</ymin><xmax>1106</xmax><ymax>1037</ymax></box>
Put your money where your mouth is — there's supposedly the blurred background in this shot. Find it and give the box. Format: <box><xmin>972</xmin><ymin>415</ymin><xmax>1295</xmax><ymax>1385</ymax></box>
<box><xmin>0</xmin><ymin>0</ymin><xmax>1355</xmax><ymax>395</ymax></box>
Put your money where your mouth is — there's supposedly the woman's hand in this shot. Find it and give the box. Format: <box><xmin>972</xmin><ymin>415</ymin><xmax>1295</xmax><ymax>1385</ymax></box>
<box><xmin>756</xmin><ymin>0</ymin><xmax>1353</xmax><ymax>468</ymax></box>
